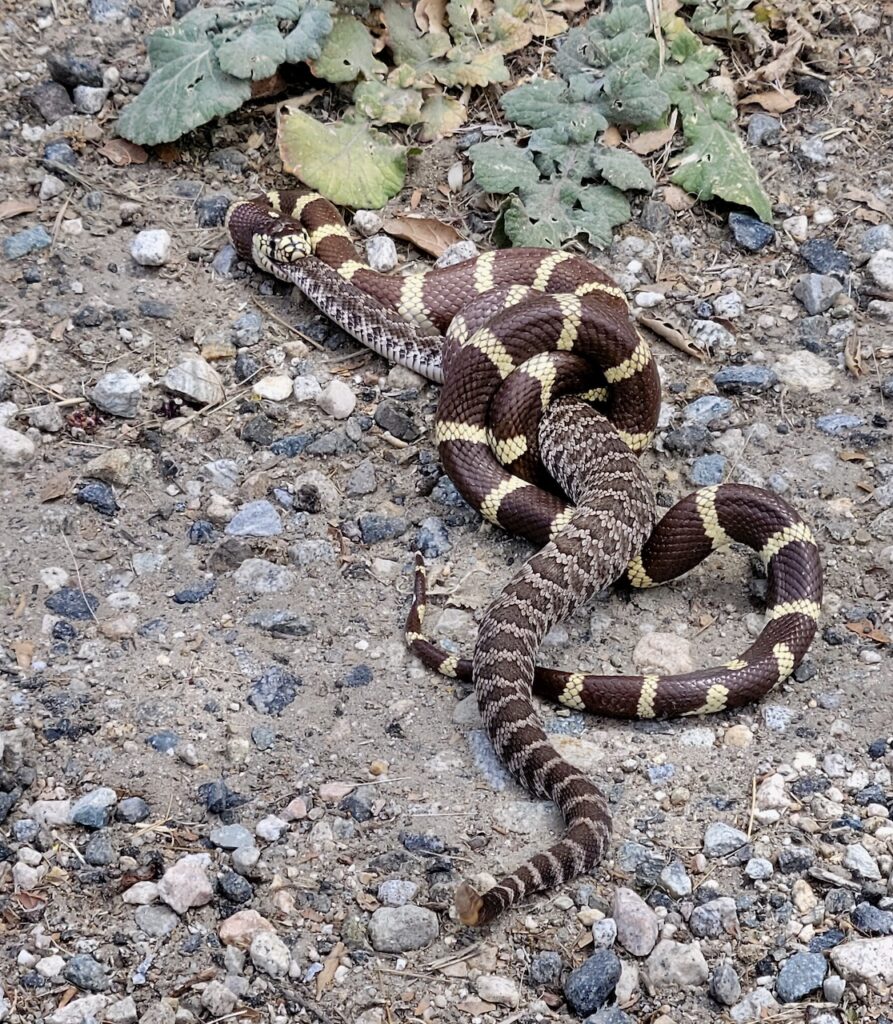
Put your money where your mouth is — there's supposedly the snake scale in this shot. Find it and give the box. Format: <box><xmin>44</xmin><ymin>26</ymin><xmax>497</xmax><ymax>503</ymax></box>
<box><xmin>226</xmin><ymin>190</ymin><xmax>823</xmax><ymax>926</ymax></box>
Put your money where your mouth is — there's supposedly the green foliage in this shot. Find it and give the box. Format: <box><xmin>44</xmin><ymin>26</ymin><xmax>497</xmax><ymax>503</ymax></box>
<box><xmin>278</xmin><ymin>107</ymin><xmax>408</xmax><ymax>207</ymax></box>
<box><xmin>470</xmin><ymin>0</ymin><xmax>772</xmax><ymax>248</ymax></box>
<box><xmin>118</xmin><ymin>0</ymin><xmax>333</xmax><ymax>145</ymax></box>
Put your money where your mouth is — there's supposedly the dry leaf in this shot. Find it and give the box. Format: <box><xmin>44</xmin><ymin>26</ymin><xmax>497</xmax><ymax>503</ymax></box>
<box><xmin>601</xmin><ymin>125</ymin><xmax>622</xmax><ymax>147</ymax></box>
<box><xmin>842</xmin><ymin>188</ymin><xmax>889</xmax><ymax>214</ymax></box>
<box><xmin>415</xmin><ymin>0</ymin><xmax>447</xmax><ymax>33</ymax></box>
<box><xmin>845</xmin><ymin>334</ymin><xmax>864</xmax><ymax>377</ymax></box>
<box><xmin>838</xmin><ymin>450</ymin><xmax>868</xmax><ymax>462</ymax></box>
<box><xmin>315</xmin><ymin>941</ymin><xmax>345</xmax><ymax>996</ymax></box>
<box><xmin>13</xmin><ymin>640</ymin><xmax>34</xmax><ymax>669</ymax></box>
<box><xmin>845</xmin><ymin>620</ymin><xmax>890</xmax><ymax>645</ymax></box>
<box><xmin>382</xmin><ymin>215</ymin><xmax>463</xmax><ymax>257</ymax></box>
<box><xmin>0</xmin><ymin>198</ymin><xmax>39</xmax><ymax>221</ymax></box>
<box><xmin>740</xmin><ymin>89</ymin><xmax>799</xmax><ymax>113</ymax></box>
<box><xmin>636</xmin><ymin>313</ymin><xmax>707</xmax><ymax>360</ymax></box>
<box><xmin>661</xmin><ymin>184</ymin><xmax>695</xmax><ymax>211</ymax></box>
<box><xmin>97</xmin><ymin>138</ymin><xmax>148</xmax><ymax>167</ymax></box>
<box><xmin>355</xmin><ymin>890</ymin><xmax>379</xmax><ymax>912</ymax></box>
<box><xmin>627</xmin><ymin>125</ymin><xmax>675</xmax><ymax>155</ymax></box>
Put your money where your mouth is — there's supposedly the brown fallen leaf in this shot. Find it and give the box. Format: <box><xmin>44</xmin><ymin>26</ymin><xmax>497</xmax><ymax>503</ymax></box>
<box><xmin>740</xmin><ymin>89</ymin><xmax>799</xmax><ymax>113</ymax></box>
<box><xmin>842</xmin><ymin>188</ymin><xmax>889</xmax><ymax>215</ymax></box>
<box><xmin>0</xmin><ymin>198</ymin><xmax>39</xmax><ymax>221</ymax></box>
<box><xmin>97</xmin><ymin>138</ymin><xmax>148</xmax><ymax>167</ymax></box>
<box><xmin>13</xmin><ymin>640</ymin><xmax>34</xmax><ymax>669</ymax></box>
<box><xmin>601</xmin><ymin>125</ymin><xmax>622</xmax><ymax>147</ymax></box>
<box><xmin>845</xmin><ymin>620</ymin><xmax>890</xmax><ymax>645</ymax></box>
<box><xmin>382</xmin><ymin>215</ymin><xmax>463</xmax><ymax>257</ymax></box>
<box><xmin>661</xmin><ymin>184</ymin><xmax>695</xmax><ymax>211</ymax></box>
<box><xmin>627</xmin><ymin>125</ymin><xmax>675</xmax><ymax>155</ymax></box>
<box><xmin>40</xmin><ymin>471</ymin><xmax>72</xmax><ymax>502</ymax></box>
<box><xmin>315</xmin><ymin>940</ymin><xmax>345</xmax><ymax>996</ymax></box>
<box><xmin>636</xmin><ymin>313</ymin><xmax>708</xmax><ymax>361</ymax></box>
<box><xmin>838</xmin><ymin>450</ymin><xmax>868</xmax><ymax>462</ymax></box>
<box><xmin>845</xmin><ymin>334</ymin><xmax>864</xmax><ymax>377</ymax></box>
<box><xmin>415</xmin><ymin>0</ymin><xmax>447</xmax><ymax>33</ymax></box>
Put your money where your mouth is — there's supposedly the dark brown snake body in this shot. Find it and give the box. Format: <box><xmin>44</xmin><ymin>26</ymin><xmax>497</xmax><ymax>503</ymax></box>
<box><xmin>226</xmin><ymin>190</ymin><xmax>823</xmax><ymax>926</ymax></box>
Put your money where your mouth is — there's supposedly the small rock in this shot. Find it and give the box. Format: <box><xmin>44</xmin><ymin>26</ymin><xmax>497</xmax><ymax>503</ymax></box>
<box><xmin>367</xmin><ymin>906</ymin><xmax>439</xmax><ymax>952</ymax></box>
<box><xmin>63</xmin><ymin>954</ymin><xmax>108</xmax><ymax>992</ymax></box>
<box><xmin>249</xmin><ymin>666</ymin><xmax>301</xmax><ymax>715</ymax></box>
<box><xmin>709</xmin><ymin>963</ymin><xmax>742</xmax><ymax>1006</ymax></box>
<box><xmin>135</xmin><ymin>904</ymin><xmax>179</xmax><ymax>938</ymax></box>
<box><xmin>690</xmin><ymin>453</ymin><xmax>727</xmax><ymax>486</ymax></box>
<box><xmin>793</xmin><ymin>273</ymin><xmax>844</xmax><ymax>315</ymax></box>
<box><xmin>226</xmin><ymin>500</ymin><xmax>282</xmax><ymax>537</ymax></box>
<box><xmin>799</xmin><ymin>136</ymin><xmax>828</xmax><ymax>166</ymax></box>
<box><xmin>714</xmin><ymin>365</ymin><xmax>778</xmax><ymax>394</ymax></box>
<box><xmin>867</xmin><ymin>248</ymin><xmax>893</xmax><ymax>290</ymax></box>
<box><xmin>88</xmin><ymin>370</ymin><xmax>142</xmax><ymax>418</ymax></box>
<box><xmin>219</xmin><ymin>909</ymin><xmax>276</xmax><ymax>948</ymax></box>
<box><xmin>378</xmin><ymin>879</ymin><xmax>418</xmax><ymax>907</ymax></box>
<box><xmin>747</xmin><ymin>113</ymin><xmax>780</xmax><ymax>146</ymax></box>
<box><xmin>830</xmin><ymin>936</ymin><xmax>893</xmax><ymax>991</ymax></box>
<box><xmin>644</xmin><ymin>939</ymin><xmax>709</xmax><ymax>991</ymax></box>
<box><xmin>843</xmin><ymin>843</ymin><xmax>881</xmax><ymax>880</ymax></box>
<box><xmin>689</xmin><ymin>896</ymin><xmax>739</xmax><ymax>938</ymax></box>
<box><xmin>318</xmin><ymin>379</ymin><xmax>356</xmax><ymax>419</ymax></box>
<box><xmin>164</xmin><ymin>356</ymin><xmax>225</xmax><ymax>406</ymax></box>
<box><xmin>366</xmin><ymin>235</ymin><xmax>398</xmax><ymax>272</ymax></box>
<box><xmin>564</xmin><ymin>950</ymin><xmax>621</xmax><ymax>1016</ymax></box>
<box><xmin>851</xmin><ymin>902</ymin><xmax>893</xmax><ymax>936</ymax></box>
<box><xmin>476</xmin><ymin>974</ymin><xmax>519</xmax><ymax>1008</ymax></box>
<box><xmin>157</xmin><ymin>852</ymin><xmax>213</xmax><ymax>914</ymax></box>
<box><xmin>73</xmin><ymin>84</ymin><xmax>107</xmax><ymax>114</ymax></box>
<box><xmin>131</xmin><ymin>229</ymin><xmax>172</xmax><ymax>267</ymax></box>
<box><xmin>210</xmin><ymin>824</ymin><xmax>254</xmax><ymax>850</ymax></box>
<box><xmin>0</xmin><ymin>426</ymin><xmax>36</xmax><ymax>465</ymax></box>
<box><xmin>659</xmin><ymin>859</ymin><xmax>692</xmax><ymax>898</ymax></box>
<box><xmin>84</xmin><ymin>832</ymin><xmax>115</xmax><ymax>866</ymax></box>
<box><xmin>730</xmin><ymin>989</ymin><xmax>779</xmax><ymax>1024</ymax></box>
<box><xmin>633</xmin><ymin>632</ymin><xmax>693</xmax><ymax>676</ymax></box>
<box><xmin>530</xmin><ymin>950</ymin><xmax>563</xmax><ymax>987</ymax></box>
<box><xmin>776</xmin><ymin>951</ymin><xmax>827</xmax><ymax>1002</ymax></box>
<box><xmin>71</xmin><ymin>787</ymin><xmax>117</xmax><ymax>829</ymax></box>
<box><xmin>729</xmin><ymin>213</ymin><xmax>774</xmax><ymax>252</ymax></box>
<box><xmin>0</xmin><ymin>328</ymin><xmax>38</xmax><ymax>372</ymax></box>
<box><xmin>253</xmin><ymin>374</ymin><xmax>292</xmax><ymax>402</ymax></box>
<box><xmin>704</xmin><ymin>822</ymin><xmax>749</xmax><ymax>858</ymax></box>
<box><xmin>773</xmin><ymin>350</ymin><xmax>836</xmax><ymax>392</ymax></box>
<box><xmin>2</xmin><ymin>225</ymin><xmax>52</xmax><ymax>261</ymax></box>
<box><xmin>352</xmin><ymin>209</ymin><xmax>383</xmax><ymax>236</ymax></box>
<box><xmin>800</xmin><ymin>239</ymin><xmax>850</xmax><ymax>276</ymax></box>
<box><xmin>744</xmin><ymin>856</ymin><xmax>773</xmax><ymax>880</ymax></box>
<box><xmin>250</xmin><ymin>930</ymin><xmax>290</xmax><ymax>977</ymax></box>
<box><xmin>612</xmin><ymin>887</ymin><xmax>659</xmax><ymax>956</ymax></box>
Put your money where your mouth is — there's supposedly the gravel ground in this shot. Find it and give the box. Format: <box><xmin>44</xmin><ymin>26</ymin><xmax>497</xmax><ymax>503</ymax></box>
<box><xmin>2</xmin><ymin>2</ymin><xmax>893</xmax><ymax>1024</ymax></box>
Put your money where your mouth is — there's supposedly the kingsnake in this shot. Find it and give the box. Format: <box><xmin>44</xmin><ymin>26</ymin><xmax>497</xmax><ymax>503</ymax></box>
<box><xmin>226</xmin><ymin>190</ymin><xmax>823</xmax><ymax>926</ymax></box>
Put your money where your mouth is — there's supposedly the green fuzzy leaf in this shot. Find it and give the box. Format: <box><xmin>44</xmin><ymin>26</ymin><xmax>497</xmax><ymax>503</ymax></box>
<box><xmin>435</xmin><ymin>44</ymin><xmax>508</xmax><ymax>87</ymax></box>
<box><xmin>527</xmin><ymin>127</ymin><xmax>592</xmax><ymax>179</ymax></box>
<box><xmin>418</xmin><ymin>93</ymin><xmax>467</xmax><ymax>141</ymax></box>
<box><xmin>467</xmin><ymin>140</ymin><xmax>540</xmax><ymax>194</ymax></box>
<box><xmin>311</xmin><ymin>15</ymin><xmax>386</xmax><ymax>83</ymax></box>
<box><xmin>381</xmin><ymin>0</ymin><xmax>450</xmax><ymax>66</ymax></box>
<box><xmin>600</xmin><ymin>64</ymin><xmax>670</xmax><ymax>126</ymax></box>
<box><xmin>217</xmin><ymin>22</ymin><xmax>285</xmax><ymax>80</ymax></box>
<box><xmin>117</xmin><ymin>22</ymin><xmax>250</xmax><ymax>146</ymax></box>
<box><xmin>591</xmin><ymin>144</ymin><xmax>654</xmax><ymax>191</ymax></box>
<box><xmin>353</xmin><ymin>80</ymin><xmax>423</xmax><ymax>125</ymax></box>
<box><xmin>500</xmin><ymin>80</ymin><xmax>607</xmax><ymax>139</ymax></box>
<box><xmin>503</xmin><ymin>179</ymin><xmax>630</xmax><ymax>249</ymax></box>
<box><xmin>282</xmin><ymin>0</ymin><xmax>334</xmax><ymax>62</ymax></box>
<box><xmin>277</xmin><ymin>108</ymin><xmax>406</xmax><ymax>208</ymax></box>
<box><xmin>671</xmin><ymin>100</ymin><xmax>772</xmax><ymax>222</ymax></box>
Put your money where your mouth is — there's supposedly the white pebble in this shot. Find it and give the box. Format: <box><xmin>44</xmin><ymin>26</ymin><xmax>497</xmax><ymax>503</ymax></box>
<box><xmin>131</xmin><ymin>229</ymin><xmax>172</xmax><ymax>267</ymax></box>
<box><xmin>365</xmin><ymin>235</ymin><xmax>397</xmax><ymax>272</ymax></box>
<box><xmin>352</xmin><ymin>209</ymin><xmax>383</xmax><ymax>236</ymax></box>
<box><xmin>317</xmin><ymin>379</ymin><xmax>356</xmax><ymax>419</ymax></box>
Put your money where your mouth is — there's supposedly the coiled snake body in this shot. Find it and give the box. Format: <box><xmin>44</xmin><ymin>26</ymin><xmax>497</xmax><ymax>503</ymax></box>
<box><xmin>227</xmin><ymin>190</ymin><xmax>822</xmax><ymax>926</ymax></box>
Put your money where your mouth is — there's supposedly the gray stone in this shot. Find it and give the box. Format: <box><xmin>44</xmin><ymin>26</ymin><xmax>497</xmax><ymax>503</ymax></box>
<box><xmin>728</xmin><ymin>213</ymin><xmax>774</xmax><ymax>252</ymax></box>
<box><xmin>135</xmin><ymin>904</ymin><xmax>179</xmax><ymax>938</ymax></box>
<box><xmin>709</xmin><ymin>962</ymin><xmax>741</xmax><ymax>1006</ymax></box>
<box><xmin>682</xmin><ymin>395</ymin><xmax>732</xmax><ymax>425</ymax></box>
<box><xmin>226</xmin><ymin>500</ymin><xmax>282</xmax><ymax>537</ymax></box>
<box><xmin>867</xmin><ymin>248</ymin><xmax>893</xmax><ymax>290</ymax></box>
<box><xmin>73</xmin><ymin>84</ymin><xmax>107</xmax><ymax>114</ymax></box>
<box><xmin>89</xmin><ymin>371</ymin><xmax>141</xmax><ymax>418</ymax></box>
<box><xmin>690</xmin><ymin>453</ymin><xmax>727</xmax><ymax>486</ymax></box>
<box><xmin>210</xmin><ymin>824</ymin><xmax>254</xmax><ymax>850</ymax></box>
<box><xmin>690</xmin><ymin>896</ymin><xmax>739</xmax><ymax>938</ymax></box>
<box><xmin>831</xmin><ymin>936</ymin><xmax>893</xmax><ymax>990</ymax></box>
<box><xmin>250</xmin><ymin>930</ymin><xmax>290</xmax><ymax>977</ymax></box>
<box><xmin>529</xmin><ymin>950</ymin><xmax>563</xmax><ymax>986</ymax></box>
<box><xmin>861</xmin><ymin>224</ymin><xmax>893</xmax><ymax>253</ymax></box>
<box><xmin>612</xmin><ymin>886</ymin><xmax>658</xmax><ymax>955</ymax></box>
<box><xmin>71</xmin><ymin>787</ymin><xmax>117</xmax><ymax>829</ymax></box>
<box><xmin>377</xmin><ymin>879</ymin><xmax>418</xmax><ymax>907</ymax></box>
<box><xmin>744</xmin><ymin>856</ymin><xmax>774</xmax><ymax>880</ymax></box>
<box><xmin>730</xmin><ymin>988</ymin><xmax>779</xmax><ymax>1023</ymax></box>
<box><xmin>793</xmin><ymin>273</ymin><xmax>843</xmax><ymax>314</ymax></box>
<box><xmin>63</xmin><ymin>953</ymin><xmax>108</xmax><ymax>992</ymax></box>
<box><xmin>703</xmin><ymin>822</ymin><xmax>749</xmax><ymax>858</ymax></box>
<box><xmin>799</xmin><ymin>136</ymin><xmax>828</xmax><ymax>166</ymax></box>
<box><xmin>84</xmin><ymin>832</ymin><xmax>115</xmax><ymax>866</ymax></box>
<box><xmin>843</xmin><ymin>843</ymin><xmax>881</xmax><ymax>880</ymax></box>
<box><xmin>367</xmin><ymin>905</ymin><xmax>439</xmax><ymax>952</ymax></box>
<box><xmin>659</xmin><ymin>859</ymin><xmax>692</xmax><ymax>898</ymax></box>
<box><xmin>776</xmin><ymin>951</ymin><xmax>826</xmax><ymax>1002</ymax></box>
<box><xmin>713</xmin><ymin>365</ymin><xmax>778</xmax><ymax>394</ymax></box>
<box><xmin>164</xmin><ymin>356</ymin><xmax>225</xmax><ymax>406</ymax></box>
<box><xmin>564</xmin><ymin>950</ymin><xmax>621</xmax><ymax>1016</ymax></box>
<box><xmin>644</xmin><ymin>939</ymin><xmax>709</xmax><ymax>991</ymax></box>
<box><xmin>2</xmin><ymin>225</ymin><xmax>52</xmax><ymax>260</ymax></box>
<box><xmin>747</xmin><ymin>113</ymin><xmax>780</xmax><ymax>146</ymax></box>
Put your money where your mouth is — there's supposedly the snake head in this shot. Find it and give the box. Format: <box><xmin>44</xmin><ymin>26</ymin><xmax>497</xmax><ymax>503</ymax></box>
<box><xmin>225</xmin><ymin>198</ymin><xmax>311</xmax><ymax>273</ymax></box>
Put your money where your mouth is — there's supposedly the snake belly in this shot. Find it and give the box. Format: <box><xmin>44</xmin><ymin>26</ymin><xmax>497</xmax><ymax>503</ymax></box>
<box><xmin>226</xmin><ymin>190</ymin><xmax>823</xmax><ymax>926</ymax></box>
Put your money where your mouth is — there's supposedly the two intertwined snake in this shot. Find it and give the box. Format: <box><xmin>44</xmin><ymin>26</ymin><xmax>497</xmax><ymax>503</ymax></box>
<box><xmin>226</xmin><ymin>190</ymin><xmax>823</xmax><ymax>926</ymax></box>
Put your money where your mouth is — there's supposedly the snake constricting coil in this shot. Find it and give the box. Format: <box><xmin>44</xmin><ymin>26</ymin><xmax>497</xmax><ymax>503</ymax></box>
<box><xmin>227</xmin><ymin>190</ymin><xmax>823</xmax><ymax>926</ymax></box>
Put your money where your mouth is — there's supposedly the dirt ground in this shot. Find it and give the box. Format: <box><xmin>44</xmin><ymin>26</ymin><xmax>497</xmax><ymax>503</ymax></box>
<box><xmin>1</xmin><ymin>2</ymin><xmax>893</xmax><ymax>1024</ymax></box>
